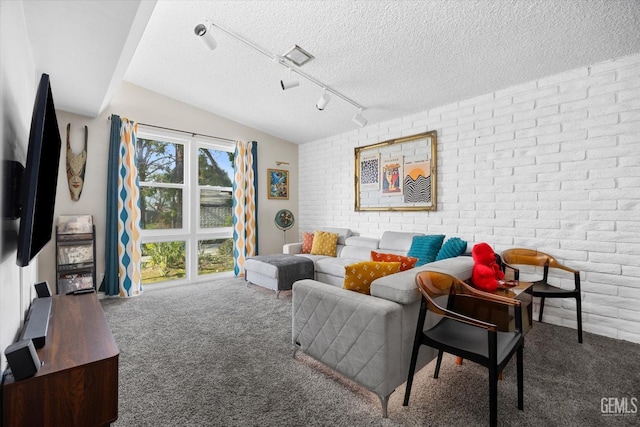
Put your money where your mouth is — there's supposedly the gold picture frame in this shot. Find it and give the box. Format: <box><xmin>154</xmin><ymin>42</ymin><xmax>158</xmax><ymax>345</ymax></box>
<box><xmin>267</xmin><ymin>168</ymin><xmax>289</xmax><ymax>200</ymax></box>
<box><xmin>355</xmin><ymin>131</ymin><xmax>437</xmax><ymax>211</ymax></box>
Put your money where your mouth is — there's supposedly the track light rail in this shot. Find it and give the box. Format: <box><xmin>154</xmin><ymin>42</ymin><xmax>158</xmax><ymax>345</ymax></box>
<box><xmin>203</xmin><ymin>19</ymin><xmax>364</xmax><ymax>110</ymax></box>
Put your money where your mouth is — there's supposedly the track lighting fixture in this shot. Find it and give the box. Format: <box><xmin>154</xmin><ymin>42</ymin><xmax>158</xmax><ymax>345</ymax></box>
<box><xmin>194</xmin><ymin>20</ymin><xmax>367</xmax><ymax>126</ymax></box>
<box><xmin>194</xmin><ymin>23</ymin><xmax>217</xmax><ymax>50</ymax></box>
<box><xmin>352</xmin><ymin>109</ymin><xmax>367</xmax><ymax>127</ymax></box>
<box><xmin>316</xmin><ymin>89</ymin><xmax>330</xmax><ymax>111</ymax></box>
<box><xmin>280</xmin><ymin>68</ymin><xmax>299</xmax><ymax>90</ymax></box>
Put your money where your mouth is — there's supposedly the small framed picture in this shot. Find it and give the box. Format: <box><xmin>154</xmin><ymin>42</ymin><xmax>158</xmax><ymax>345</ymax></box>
<box><xmin>267</xmin><ymin>169</ymin><xmax>289</xmax><ymax>200</ymax></box>
<box><xmin>58</xmin><ymin>215</ymin><xmax>93</xmax><ymax>234</ymax></box>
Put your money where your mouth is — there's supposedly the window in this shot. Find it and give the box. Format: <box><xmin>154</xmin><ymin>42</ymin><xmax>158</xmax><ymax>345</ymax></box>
<box><xmin>137</xmin><ymin>128</ymin><xmax>235</xmax><ymax>285</ymax></box>
<box><xmin>138</xmin><ymin>138</ymin><xmax>185</xmax><ymax>230</ymax></box>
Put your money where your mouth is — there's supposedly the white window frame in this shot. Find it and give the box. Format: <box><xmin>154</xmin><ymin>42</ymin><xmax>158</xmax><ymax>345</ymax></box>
<box><xmin>191</xmin><ymin>137</ymin><xmax>235</xmax><ymax>280</ymax></box>
<box><xmin>137</xmin><ymin>126</ymin><xmax>235</xmax><ymax>285</ymax></box>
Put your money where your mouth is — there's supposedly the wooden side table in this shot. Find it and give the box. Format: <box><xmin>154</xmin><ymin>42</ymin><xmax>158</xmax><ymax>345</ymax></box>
<box><xmin>2</xmin><ymin>293</ymin><xmax>119</xmax><ymax>426</ymax></box>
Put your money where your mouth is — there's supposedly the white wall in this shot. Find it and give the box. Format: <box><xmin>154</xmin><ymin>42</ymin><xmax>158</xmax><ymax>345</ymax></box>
<box><xmin>37</xmin><ymin>81</ymin><xmax>299</xmax><ymax>287</ymax></box>
<box><xmin>0</xmin><ymin>0</ymin><xmax>39</xmax><ymax>371</ymax></box>
<box><xmin>299</xmin><ymin>53</ymin><xmax>640</xmax><ymax>344</ymax></box>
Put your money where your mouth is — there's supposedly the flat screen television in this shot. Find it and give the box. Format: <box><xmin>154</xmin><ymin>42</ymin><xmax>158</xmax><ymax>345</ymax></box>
<box><xmin>15</xmin><ymin>73</ymin><xmax>62</xmax><ymax>267</ymax></box>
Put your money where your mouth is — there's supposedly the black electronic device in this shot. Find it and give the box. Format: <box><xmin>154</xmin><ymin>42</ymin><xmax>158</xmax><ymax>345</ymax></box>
<box><xmin>4</xmin><ymin>339</ymin><xmax>41</xmax><ymax>381</ymax></box>
<box><xmin>34</xmin><ymin>281</ymin><xmax>52</xmax><ymax>298</ymax></box>
<box><xmin>66</xmin><ymin>287</ymin><xmax>95</xmax><ymax>295</ymax></box>
<box><xmin>8</xmin><ymin>73</ymin><xmax>63</xmax><ymax>267</ymax></box>
<box><xmin>20</xmin><ymin>297</ymin><xmax>52</xmax><ymax>349</ymax></box>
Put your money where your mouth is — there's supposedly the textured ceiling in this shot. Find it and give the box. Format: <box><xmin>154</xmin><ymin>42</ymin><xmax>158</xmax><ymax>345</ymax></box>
<box><xmin>21</xmin><ymin>1</ymin><xmax>640</xmax><ymax>144</ymax></box>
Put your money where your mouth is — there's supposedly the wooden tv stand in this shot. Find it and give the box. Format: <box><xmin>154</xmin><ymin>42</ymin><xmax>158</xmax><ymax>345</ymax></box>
<box><xmin>2</xmin><ymin>293</ymin><xmax>119</xmax><ymax>426</ymax></box>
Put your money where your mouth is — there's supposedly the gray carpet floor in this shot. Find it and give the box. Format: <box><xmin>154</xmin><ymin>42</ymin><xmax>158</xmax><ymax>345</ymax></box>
<box><xmin>100</xmin><ymin>278</ymin><xmax>640</xmax><ymax>426</ymax></box>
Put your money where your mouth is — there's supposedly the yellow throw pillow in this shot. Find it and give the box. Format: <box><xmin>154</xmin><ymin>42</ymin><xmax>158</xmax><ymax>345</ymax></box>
<box><xmin>310</xmin><ymin>231</ymin><xmax>339</xmax><ymax>257</ymax></box>
<box><xmin>343</xmin><ymin>261</ymin><xmax>401</xmax><ymax>295</ymax></box>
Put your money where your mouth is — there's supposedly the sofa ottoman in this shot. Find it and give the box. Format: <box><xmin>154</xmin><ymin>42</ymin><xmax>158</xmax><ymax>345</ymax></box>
<box><xmin>245</xmin><ymin>254</ymin><xmax>314</xmax><ymax>298</ymax></box>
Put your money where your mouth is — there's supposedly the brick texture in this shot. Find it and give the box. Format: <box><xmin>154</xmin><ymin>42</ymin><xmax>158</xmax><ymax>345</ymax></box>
<box><xmin>298</xmin><ymin>53</ymin><xmax>640</xmax><ymax>344</ymax></box>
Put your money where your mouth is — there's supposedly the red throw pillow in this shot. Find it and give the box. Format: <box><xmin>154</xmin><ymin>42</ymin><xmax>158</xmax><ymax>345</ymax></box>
<box><xmin>301</xmin><ymin>232</ymin><xmax>314</xmax><ymax>254</ymax></box>
<box><xmin>370</xmin><ymin>251</ymin><xmax>418</xmax><ymax>271</ymax></box>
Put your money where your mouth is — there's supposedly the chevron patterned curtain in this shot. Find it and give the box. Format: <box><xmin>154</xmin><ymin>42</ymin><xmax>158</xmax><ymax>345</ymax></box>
<box><xmin>232</xmin><ymin>140</ymin><xmax>258</xmax><ymax>276</ymax></box>
<box><xmin>101</xmin><ymin>115</ymin><xmax>143</xmax><ymax>297</ymax></box>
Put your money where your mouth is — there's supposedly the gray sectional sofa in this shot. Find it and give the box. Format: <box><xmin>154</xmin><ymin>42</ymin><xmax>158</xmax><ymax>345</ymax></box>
<box><xmin>285</xmin><ymin>228</ymin><xmax>474</xmax><ymax>417</ymax></box>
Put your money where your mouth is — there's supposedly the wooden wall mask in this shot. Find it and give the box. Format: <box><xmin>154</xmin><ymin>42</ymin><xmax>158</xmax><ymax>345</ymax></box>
<box><xmin>66</xmin><ymin>123</ymin><xmax>88</xmax><ymax>201</ymax></box>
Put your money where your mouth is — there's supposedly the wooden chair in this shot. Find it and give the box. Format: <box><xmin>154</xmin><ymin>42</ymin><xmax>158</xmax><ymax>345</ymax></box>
<box><xmin>403</xmin><ymin>271</ymin><xmax>524</xmax><ymax>427</ymax></box>
<box><xmin>501</xmin><ymin>248</ymin><xmax>582</xmax><ymax>343</ymax></box>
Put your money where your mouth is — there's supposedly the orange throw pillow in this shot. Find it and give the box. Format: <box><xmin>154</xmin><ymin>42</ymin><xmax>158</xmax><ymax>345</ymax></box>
<box><xmin>370</xmin><ymin>251</ymin><xmax>418</xmax><ymax>271</ymax></box>
<box><xmin>301</xmin><ymin>232</ymin><xmax>314</xmax><ymax>254</ymax></box>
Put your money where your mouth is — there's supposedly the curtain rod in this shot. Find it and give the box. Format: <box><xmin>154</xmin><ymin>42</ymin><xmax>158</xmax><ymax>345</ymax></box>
<box><xmin>108</xmin><ymin>116</ymin><xmax>236</xmax><ymax>143</ymax></box>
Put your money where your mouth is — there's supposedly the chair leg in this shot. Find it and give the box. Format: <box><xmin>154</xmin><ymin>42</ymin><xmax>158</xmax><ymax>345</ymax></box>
<box><xmin>576</xmin><ymin>295</ymin><xmax>583</xmax><ymax>343</ymax></box>
<box><xmin>517</xmin><ymin>346</ymin><xmax>523</xmax><ymax>410</ymax></box>
<box><xmin>434</xmin><ymin>350</ymin><xmax>444</xmax><ymax>379</ymax></box>
<box><xmin>538</xmin><ymin>297</ymin><xmax>545</xmax><ymax>322</ymax></box>
<box><xmin>489</xmin><ymin>365</ymin><xmax>498</xmax><ymax>427</ymax></box>
<box><xmin>403</xmin><ymin>302</ymin><xmax>427</xmax><ymax>406</ymax></box>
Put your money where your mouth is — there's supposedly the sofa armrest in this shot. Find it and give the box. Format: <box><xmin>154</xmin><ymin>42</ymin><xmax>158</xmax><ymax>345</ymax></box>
<box><xmin>283</xmin><ymin>242</ymin><xmax>302</xmax><ymax>254</ymax></box>
<box><xmin>292</xmin><ymin>279</ymin><xmax>403</xmax><ymax>396</ymax></box>
<box><xmin>371</xmin><ymin>256</ymin><xmax>475</xmax><ymax>304</ymax></box>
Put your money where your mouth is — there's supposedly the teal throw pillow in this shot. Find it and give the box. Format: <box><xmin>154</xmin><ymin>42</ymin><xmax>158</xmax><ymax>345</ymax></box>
<box><xmin>407</xmin><ymin>235</ymin><xmax>445</xmax><ymax>266</ymax></box>
<box><xmin>435</xmin><ymin>237</ymin><xmax>468</xmax><ymax>261</ymax></box>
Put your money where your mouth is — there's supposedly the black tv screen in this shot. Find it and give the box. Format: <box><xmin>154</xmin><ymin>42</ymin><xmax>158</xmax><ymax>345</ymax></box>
<box><xmin>16</xmin><ymin>73</ymin><xmax>62</xmax><ymax>267</ymax></box>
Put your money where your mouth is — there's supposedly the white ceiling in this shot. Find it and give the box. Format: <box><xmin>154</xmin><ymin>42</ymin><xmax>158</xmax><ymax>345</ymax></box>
<box><xmin>22</xmin><ymin>0</ymin><xmax>640</xmax><ymax>144</ymax></box>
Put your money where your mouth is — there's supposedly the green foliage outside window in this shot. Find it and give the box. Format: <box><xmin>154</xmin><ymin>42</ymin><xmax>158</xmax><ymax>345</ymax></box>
<box><xmin>143</xmin><ymin>241</ymin><xmax>186</xmax><ymax>281</ymax></box>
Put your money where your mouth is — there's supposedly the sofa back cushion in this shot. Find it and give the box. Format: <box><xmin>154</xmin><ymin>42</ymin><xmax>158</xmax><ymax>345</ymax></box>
<box><xmin>379</xmin><ymin>231</ymin><xmax>424</xmax><ymax>253</ymax></box>
<box><xmin>345</xmin><ymin>236</ymin><xmax>379</xmax><ymax>249</ymax></box>
<box><xmin>343</xmin><ymin>261</ymin><xmax>401</xmax><ymax>295</ymax></box>
<box><xmin>340</xmin><ymin>245</ymin><xmax>374</xmax><ymax>260</ymax></box>
<box><xmin>407</xmin><ymin>234</ymin><xmax>445</xmax><ymax>266</ymax></box>
<box><xmin>371</xmin><ymin>251</ymin><xmax>418</xmax><ymax>271</ymax></box>
<box><xmin>318</xmin><ymin>227</ymin><xmax>352</xmax><ymax>245</ymax></box>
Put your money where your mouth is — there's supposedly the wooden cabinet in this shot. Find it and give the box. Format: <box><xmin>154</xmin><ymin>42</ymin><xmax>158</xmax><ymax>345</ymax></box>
<box><xmin>2</xmin><ymin>293</ymin><xmax>119</xmax><ymax>426</ymax></box>
<box><xmin>56</xmin><ymin>224</ymin><xmax>96</xmax><ymax>294</ymax></box>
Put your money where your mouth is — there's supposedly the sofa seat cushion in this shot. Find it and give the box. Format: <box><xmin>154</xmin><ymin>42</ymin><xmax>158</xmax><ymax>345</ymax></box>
<box><xmin>315</xmin><ymin>257</ymin><xmax>362</xmax><ymax>277</ymax></box>
<box><xmin>370</xmin><ymin>256</ymin><xmax>475</xmax><ymax>304</ymax></box>
<box><xmin>343</xmin><ymin>261</ymin><xmax>402</xmax><ymax>295</ymax></box>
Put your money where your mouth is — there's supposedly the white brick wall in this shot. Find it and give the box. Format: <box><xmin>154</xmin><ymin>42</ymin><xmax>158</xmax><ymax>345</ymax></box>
<box><xmin>299</xmin><ymin>53</ymin><xmax>640</xmax><ymax>344</ymax></box>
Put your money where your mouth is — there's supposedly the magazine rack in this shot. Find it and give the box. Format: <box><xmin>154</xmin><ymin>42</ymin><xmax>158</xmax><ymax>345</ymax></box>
<box><xmin>55</xmin><ymin>215</ymin><xmax>96</xmax><ymax>294</ymax></box>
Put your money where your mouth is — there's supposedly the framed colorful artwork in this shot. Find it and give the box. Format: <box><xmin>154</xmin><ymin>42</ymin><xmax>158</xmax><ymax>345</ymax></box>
<box><xmin>267</xmin><ymin>168</ymin><xmax>289</xmax><ymax>200</ymax></box>
<box><xmin>354</xmin><ymin>131</ymin><xmax>437</xmax><ymax>211</ymax></box>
